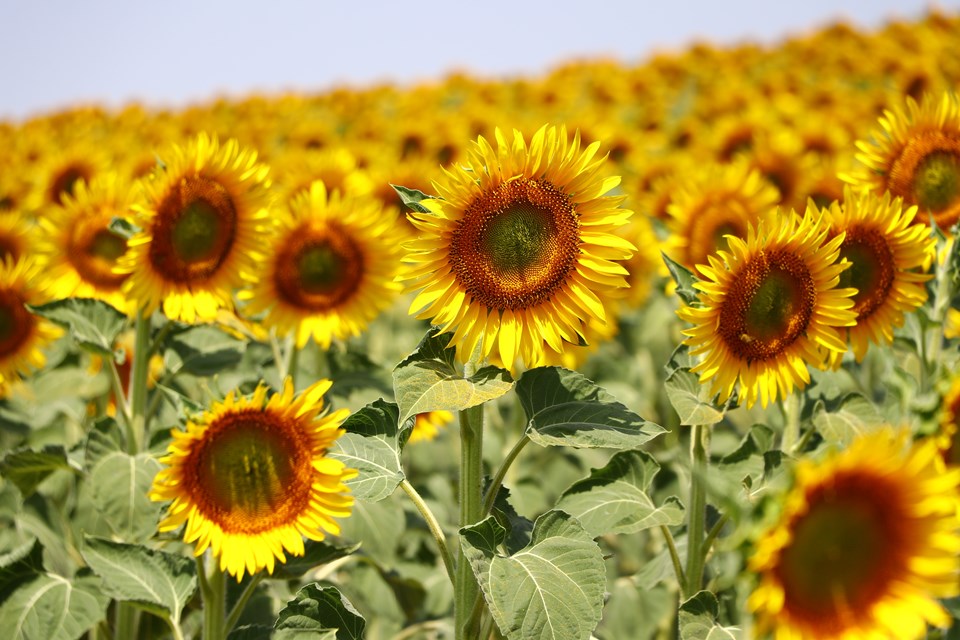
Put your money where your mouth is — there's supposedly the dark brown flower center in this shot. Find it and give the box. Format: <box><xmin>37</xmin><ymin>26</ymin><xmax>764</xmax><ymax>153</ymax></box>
<box><xmin>273</xmin><ymin>223</ymin><xmax>365</xmax><ymax>311</ymax></box>
<box><xmin>0</xmin><ymin>289</ymin><xmax>34</xmax><ymax>359</ymax></box>
<box><xmin>889</xmin><ymin>132</ymin><xmax>960</xmax><ymax>228</ymax></box>
<box><xmin>148</xmin><ymin>176</ymin><xmax>238</xmax><ymax>283</ymax></box>
<box><xmin>719</xmin><ymin>249</ymin><xmax>816</xmax><ymax>362</ymax></box>
<box><xmin>836</xmin><ymin>226</ymin><xmax>896</xmax><ymax>321</ymax></box>
<box><xmin>69</xmin><ymin>218</ymin><xmax>129</xmax><ymax>290</ymax></box>
<box><xmin>450</xmin><ymin>178</ymin><xmax>580</xmax><ymax>311</ymax></box>
<box><xmin>49</xmin><ymin>164</ymin><xmax>93</xmax><ymax>206</ymax></box>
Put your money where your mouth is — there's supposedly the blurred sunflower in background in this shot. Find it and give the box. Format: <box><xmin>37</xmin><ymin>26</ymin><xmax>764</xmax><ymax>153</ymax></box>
<box><xmin>117</xmin><ymin>133</ymin><xmax>272</xmax><ymax>322</ymax></box>
<box><xmin>822</xmin><ymin>188</ymin><xmax>935</xmax><ymax>363</ymax></box>
<box><xmin>0</xmin><ymin>210</ymin><xmax>37</xmax><ymax>262</ymax></box>
<box><xmin>0</xmin><ymin>257</ymin><xmax>61</xmax><ymax>388</ymax></box>
<box><xmin>749</xmin><ymin>428</ymin><xmax>960</xmax><ymax>640</ymax></box>
<box><xmin>408</xmin><ymin>410</ymin><xmax>454</xmax><ymax>444</ymax></box>
<box><xmin>240</xmin><ymin>181</ymin><xmax>405</xmax><ymax>348</ymax></box>
<box><xmin>404</xmin><ymin>125</ymin><xmax>634</xmax><ymax>371</ymax></box>
<box><xmin>36</xmin><ymin>174</ymin><xmax>136</xmax><ymax>310</ymax></box>
<box><xmin>848</xmin><ymin>92</ymin><xmax>960</xmax><ymax>230</ymax></box>
<box><xmin>150</xmin><ymin>378</ymin><xmax>356</xmax><ymax>580</ymax></box>
<box><xmin>677</xmin><ymin>210</ymin><xmax>856</xmax><ymax>408</ymax></box>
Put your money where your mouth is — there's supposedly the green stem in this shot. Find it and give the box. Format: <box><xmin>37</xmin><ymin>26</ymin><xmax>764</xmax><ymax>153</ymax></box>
<box><xmin>114</xmin><ymin>602</ymin><xmax>140</xmax><ymax>640</ymax></box>
<box><xmin>781</xmin><ymin>392</ymin><xmax>800</xmax><ymax>454</ymax></box>
<box><xmin>684</xmin><ymin>423</ymin><xmax>709</xmax><ymax>598</ymax></box>
<box><xmin>702</xmin><ymin>513</ymin><xmax>730</xmax><ymax>565</ymax></box>
<box><xmin>659</xmin><ymin>524</ymin><xmax>686</xmax><ymax>591</ymax></box>
<box><xmin>455</xmin><ymin>366</ymin><xmax>485</xmax><ymax>640</ymax></box>
<box><xmin>287</xmin><ymin>335</ymin><xmax>300</xmax><ymax>387</ymax></box>
<box><xmin>106</xmin><ymin>359</ymin><xmax>135</xmax><ymax>453</ymax></box>
<box><xmin>161</xmin><ymin>612</ymin><xmax>186</xmax><ymax>640</ymax></box>
<box><xmin>202</xmin><ymin>558</ymin><xmax>226</xmax><ymax>640</ymax></box>
<box><xmin>223</xmin><ymin>573</ymin><xmax>265</xmax><ymax>636</ymax></box>
<box><xmin>400</xmin><ymin>479</ymin><xmax>456</xmax><ymax>586</ymax></box>
<box><xmin>481</xmin><ymin>435</ymin><xmax>531</xmax><ymax>517</ymax></box>
<box><xmin>128</xmin><ymin>309</ymin><xmax>152</xmax><ymax>453</ymax></box>
<box><xmin>269</xmin><ymin>331</ymin><xmax>287</xmax><ymax>381</ymax></box>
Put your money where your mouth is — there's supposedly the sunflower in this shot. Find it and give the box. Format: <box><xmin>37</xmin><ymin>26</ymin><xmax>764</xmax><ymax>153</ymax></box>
<box><xmin>239</xmin><ymin>181</ymin><xmax>405</xmax><ymax>348</ymax></box>
<box><xmin>408</xmin><ymin>410</ymin><xmax>454</xmax><ymax>444</ymax></box>
<box><xmin>0</xmin><ymin>210</ymin><xmax>37</xmax><ymax>262</ymax></box>
<box><xmin>677</xmin><ymin>210</ymin><xmax>857</xmax><ymax>408</ymax></box>
<box><xmin>822</xmin><ymin>188</ymin><xmax>935</xmax><ymax>362</ymax></box>
<box><xmin>150</xmin><ymin>378</ymin><xmax>357</xmax><ymax>580</ymax></box>
<box><xmin>403</xmin><ymin>125</ymin><xmax>634</xmax><ymax>370</ymax></box>
<box><xmin>664</xmin><ymin>161</ymin><xmax>780</xmax><ymax>272</ymax></box>
<box><xmin>846</xmin><ymin>93</ymin><xmax>960</xmax><ymax>230</ymax></box>
<box><xmin>936</xmin><ymin>375</ymin><xmax>960</xmax><ymax>467</ymax></box>
<box><xmin>0</xmin><ymin>257</ymin><xmax>62</xmax><ymax>386</ymax></box>
<box><xmin>749</xmin><ymin>428</ymin><xmax>960</xmax><ymax>640</ymax></box>
<box><xmin>116</xmin><ymin>133</ymin><xmax>272</xmax><ymax>323</ymax></box>
<box><xmin>36</xmin><ymin>175</ymin><xmax>137</xmax><ymax>310</ymax></box>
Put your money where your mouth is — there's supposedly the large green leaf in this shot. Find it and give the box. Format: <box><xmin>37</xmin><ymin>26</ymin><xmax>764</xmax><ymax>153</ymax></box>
<box><xmin>516</xmin><ymin>367</ymin><xmax>664</xmax><ymax>449</ymax></box>
<box><xmin>812</xmin><ymin>393</ymin><xmax>884</xmax><ymax>446</ymax></box>
<box><xmin>166</xmin><ymin>324</ymin><xmax>245</xmax><ymax>377</ymax></box>
<box><xmin>393</xmin><ymin>328</ymin><xmax>514</xmax><ymax>425</ymax></box>
<box><xmin>556</xmin><ymin>450</ymin><xmax>684</xmax><ymax>537</ymax></box>
<box><xmin>0</xmin><ymin>572</ymin><xmax>108</xmax><ymax>640</ymax></box>
<box><xmin>661</xmin><ymin>252</ymin><xmax>699</xmax><ymax>305</ymax></box>
<box><xmin>83</xmin><ymin>417</ymin><xmax>124</xmax><ymax>471</ymax></box>
<box><xmin>27</xmin><ymin>298</ymin><xmax>128</xmax><ymax>356</ymax></box>
<box><xmin>678</xmin><ymin>591</ymin><xmax>740</xmax><ymax>640</ymax></box>
<box><xmin>0</xmin><ymin>538</ymin><xmax>44</xmax><ymax>605</ymax></box>
<box><xmin>328</xmin><ymin>400</ymin><xmax>404</xmax><ymax>502</ymax></box>
<box><xmin>275</xmin><ymin>583</ymin><xmax>365</xmax><ymax>640</ymax></box>
<box><xmin>461</xmin><ymin>511</ymin><xmax>605</xmax><ymax>640</ymax></box>
<box><xmin>274</xmin><ymin>540</ymin><xmax>361</xmax><ymax>579</ymax></box>
<box><xmin>81</xmin><ymin>537</ymin><xmax>196</xmax><ymax>623</ymax></box>
<box><xmin>89</xmin><ymin>452</ymin><xmax>162</xmax><ymax>542</ymax></box>
<box><xmin>0</xmin><ymin>446</ymin><xmax>77</xmax><ymax>497</ymax></box>
<box><xmin>337</xmin><ymin>499</ymin><xmax>404</xmax><ymax>568</ymax></box>
<box><xmin>664</xmin><ymin>369</ymin><xmax>725</xmax><ymax>426</ymax></box>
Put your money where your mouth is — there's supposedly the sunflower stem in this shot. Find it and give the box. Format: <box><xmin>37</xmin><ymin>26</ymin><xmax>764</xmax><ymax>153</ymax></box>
<box><xmin>114</xmin><ymin>601</ymin><xmax>140</xmax><ymax>640</ymax></box>
<box><xmin>455</xmin><ymin>361</ymin><xmax>485</xmax><ymax>640</ymax></box>
<box><xmin>683</xmin><ymin>423</ymin><xmax>709</xmax><ymax>598</ymax></box>
<box><xmin>202</xmin><ymin>559</ymin><xmax>226</xmax><ymax>640</ymax></box>
<box><xmin>400</xmin><ymin>479</ymin><xmax>456</xmax><ymax>586</ymax></box>
<box><xmin>105</xmin><ymin>358</ymin><xmax>134</xmax><ymax>449</ymax></box>
<box><xmin>223</xmin><ymin>573</ymin><xmax>264</xmax><ymax>636</ymax></box>
<box><xmin>129</xmin><ymin>309</ymin><xmax>152</xmax><ymax>453</ymax></box>
<box><xmin>287</xmin><ymin>335</ymin><xmax>300</xmax><ymax>387</ymax></box>
<box><xmin>482</xmin><ymin>434</ymin><xmax>531</xmax><ymax>517</ymax></box>
<box><xmin>781</xmin><ymin>392</ymin><xmax>801</xmax><ymax>454</ymax></box>
<box><xmin>659</xmin><ymin>524</ymin><xmax>686</xmax><ymax>590</ymax></box>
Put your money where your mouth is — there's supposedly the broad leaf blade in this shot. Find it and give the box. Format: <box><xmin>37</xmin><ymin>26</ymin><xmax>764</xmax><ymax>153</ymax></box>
<box><xmin>664</xmin><ymin>369</ymin><xmax>725</xmax><ymax>426</ymax></box>
<box><xmin>329</xmin><ymin>400</ymin><xmax>404</xmax><ymax>502</ymax></box>
<box><xmin>166</xmin><ymin>325</ymin><xmax>244</xmax><ymax>377</ymax></box>
<box><xmin>275</xmin><ymin>583</ymin><xmax>365</xmax><ymax>640</ymax></box>
<box><xmin>27</xmin><ymin>298</ymin><xmax>128</xmax><ymax>356</ymax></box>
<box><xmin>679</xmin><ymin>591</ymin><xmax>740</xmax><ymax>640</ymax></box>
<box><xmin>812</xmin><ymin>393</ymin><xmax>884</xmax><ymax>446</ymax></box>
<box><xmin>81</xmin><ymin>537</ymin><xmax>196</xmax><ymax>623</ymax></box>
<box><xmin>89</xmin><ymin>452</ymin><xmax>162</xmax><ymax>542</ymax></box>
<box><xmin>393</xmin><ymin>328</ymin><xmax>513</xmax><ymax>425</ymax></box>
<box><xmin>0</xmin><ymin>573</ymin><xmax>108</xmax><ymax>640</ymax></box>
<box><xmin>0</xmin><ymin>538</ymin><xmax>45</xmax><ymax>605</ymax></box>
<box><xmin>391</xmin><ymin>184</ymin><xmax>435</xmax><ymax>214</ymax></box>
<box><xmin>517</xmin><ymin>367</ymin><xmax>664</xmax><ymax>449</ymax></box>
<box><xmin>0</xmin><ymin>446</ymin><xmax>75</xmax><ymax>497</ymax></box>
<box><xmin>461</xmin><ymin>511</ymin><xmax>605</xmax><ymax>640</ymax></box>
<box><xmin>556</xmin><ymin>450</ymin><xmax>684</xmax><ymax>536</ymax></box>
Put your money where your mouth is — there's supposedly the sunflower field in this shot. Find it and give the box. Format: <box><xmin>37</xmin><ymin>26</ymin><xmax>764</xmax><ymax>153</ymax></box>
<box><xmin>2</xmin><ymin>10</ymin><xmax>960</xmax><ymax>640</ymax></box>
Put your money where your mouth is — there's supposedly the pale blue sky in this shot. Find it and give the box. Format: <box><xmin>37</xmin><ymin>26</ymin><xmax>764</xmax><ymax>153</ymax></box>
<box><xmin>1</xmin><ymin>0</ymin><xmax>956</xmax><ymax>120</ymax></box>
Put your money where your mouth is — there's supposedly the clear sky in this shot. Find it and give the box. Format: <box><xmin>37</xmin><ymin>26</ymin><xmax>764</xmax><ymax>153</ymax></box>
<box><xmin>1</xmin><ymin>0</ymin><xmax>956</xmax><ymax>121</ymax></box>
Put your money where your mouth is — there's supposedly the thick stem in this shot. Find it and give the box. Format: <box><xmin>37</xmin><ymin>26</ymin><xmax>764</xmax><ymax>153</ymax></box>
<box><xmin>400</xmin><ymin>479</ymin><xmax>456</xmax><ymax>586</ymax></box>
<box><xmin>114</xmin><ymin>601</ymin><xmax>140</xmax><ymax>640</ymax></box>
<box><xmin>683</xmin><ymin>423</ymin><xmax>709</xmax><ymax>598</ymax></box>
<box><xmin>482</xmin><ymin>435</ymin><xmax>531</xmax><ymax>517</ymax></box>
<box><xmin>659</xmin><ymin>524</ymin><xmax>686</xmax><ymax>591</ymax></box>
<box><xmin>455</xmin><ymin>391</ymin><xmax>485</xmax><ymax>640</ymax></box>
<box><xmin>202</xmin><ymin>559</ymin><xmax>226</xmax><ymax>640</ymax></box>
<box><xmin>781</xmin><ymin>392</ymin><xmax>801</xmax><ymax>454</ymax></box>
<box><xmin>128</xmin><ymin>310</ymin><xmax>152</xmax><ymax>453</ymax></box>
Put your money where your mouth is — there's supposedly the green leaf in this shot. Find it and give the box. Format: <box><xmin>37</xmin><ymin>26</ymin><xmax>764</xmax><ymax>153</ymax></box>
<box><xmin>84</xmin><ymin>417</ymin><xmax>125</xmax><ymax>471</ymax></box>
<box><xmin>0</xmin><ymin>538</ymin><xmax>44</xmax><ymax>605</ymax></box>
<box><xmin>274</xmin><ymin>540</ymin><xmax>361</xmax><ymax>579</ymax></box>
<box><xmin>556</xmin><ymin>450</ymin><xmax>684</xmax><ymax>537</ymax></box>
<box><xmin>275</xmin><ymin>583</ymin><xmax>365</xmax><ymax>640</ymax></box>
<box><xmin>0</xmin><ymin>446</ymin><xmax>76</xmax><ymax>497</ymax></box>
<box><xmin>390</xmin><ymin>184</ymin><xmax>435</xmax><ymax>214</ymax></box>
<box><xmin>491</xmin><ymin>486</ymin><xmax>534</xmax><ymax>555</ymax></box>
<box><xmin>81</xmin><ymin>537</ymin><xmax>196</xmax><ymax>623</ymax></box>
<box><xmin>166</xmin><ymin>324</ymin><xmax>245</xmax><ymax>377</ymax></box>
<box><xmin>812</xmin><ymin>393</ymin><xmax>884</xmax><ymax>446</ymax></box>
<box><xmin>0</xmin><ymin>572</ymin><xmax>108</xmax><ymax>640</ymax></box>
<box><xmin>27</xmin><ymin>298</ymin><xmax>128</xmax><ymax>356</ymax></box>
<box><xmin>89</xmin><ymin>452</ymin><xmax>162</xmax><ymax>542</ymax></box>
<box><xmin>678</xmin><ymin>591</ymin><xmax>739</xmax><ymax>640</ymax></box>
<box><xmin>108</xmin><ymin>216</ymin><xmax>140</xmax><ymax>239</ymax></box>
<box><xmin>337</xmin><ymin>499</ymin><xmax>404</xmax><ymax>567</ymax></box>
<box><xmin>328</xmin><ymin>400</ymin><xmax>404</xmax><ymax>502</ymax></box>
<box><xmin>516</xmin><ymin>367</ymin><xmax>665</xmax><ymax>449</ymax></box>
<box><xmin>461</xmin><ymin>511</ymin><xmax>605</xmax><ymax>640</ymax></box>
<box><xmin>393</xmin><ymin>328</ymin><xmax>514</xmax><ymax>426</ymax></box>
<box><xmin>664</xmin><ymin>369</ymin><xmax>725</xmax><ymax>426</ymax></box>
<box><xmin>662</xmin><ymin>252</ymin><xmax>699</xmax><ymax>305</ymax></box>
